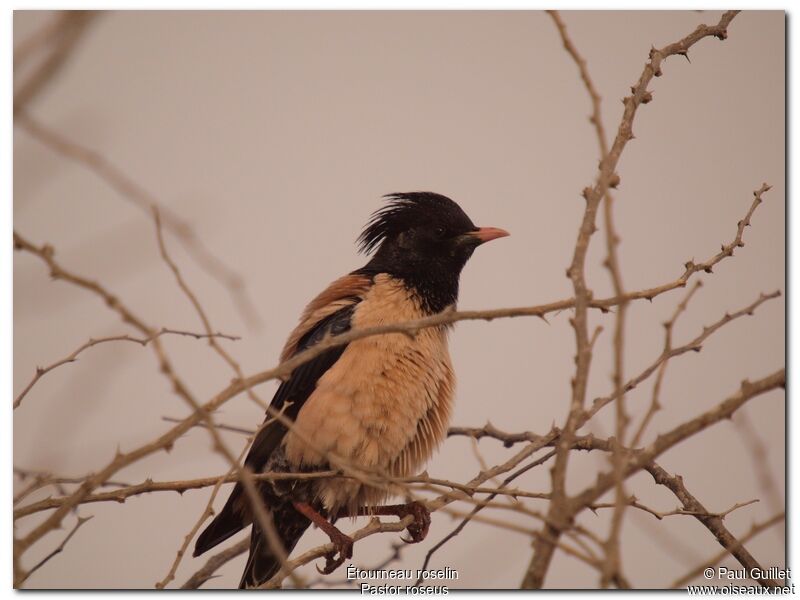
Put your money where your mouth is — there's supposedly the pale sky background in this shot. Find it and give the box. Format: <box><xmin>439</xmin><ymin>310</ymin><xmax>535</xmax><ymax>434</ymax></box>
<box><xmin>13</xmin><ymin>10</ymin><xmax>785</xmax><ymax>589</ymax></box>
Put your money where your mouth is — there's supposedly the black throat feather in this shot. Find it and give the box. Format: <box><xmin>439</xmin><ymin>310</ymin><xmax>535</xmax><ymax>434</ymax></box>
<box><xmin>353</xmin><ymin>260</ymin><xmax>460</xmax><ymax>315</ymax></box>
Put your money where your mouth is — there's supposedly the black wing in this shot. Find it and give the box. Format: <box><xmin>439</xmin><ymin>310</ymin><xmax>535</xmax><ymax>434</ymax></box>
<box><xmin>243</xmin><ymin>305</ymin><xmax>356</xmax><ymax>470</ymax></box>
<box><xmin>193</xmin><ymin>304</ymin><xmax>356</xmax><ymax>557</ymax></box>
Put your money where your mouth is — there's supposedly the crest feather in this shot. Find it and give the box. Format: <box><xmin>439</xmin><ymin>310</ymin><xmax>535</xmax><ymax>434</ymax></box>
<box><xmin>357</xmin><ymin>192</ymin><xmax>464</xmax><ymax>255</ymax></box>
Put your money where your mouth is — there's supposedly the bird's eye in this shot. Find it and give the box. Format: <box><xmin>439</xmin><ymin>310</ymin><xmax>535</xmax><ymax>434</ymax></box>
<box><xmin>434</xmin><ymin>226</ymin><xmax>446</xmax><ymax>238</ymax></box>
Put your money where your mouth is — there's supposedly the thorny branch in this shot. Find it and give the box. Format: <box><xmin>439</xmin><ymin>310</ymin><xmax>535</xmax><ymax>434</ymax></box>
<box><xmin>14</xmin><ymin>329</ymin><xmax>239</xmax><ymax>409</ymax></box>
<box><xmin>523</xmin><ymin>11</ymin><xmax>744</xmax><ymax>587</ymax></box>
<box><xmin>13</xmin><ymin>9</ymin><xmax>784</xmax><ymax>591</ymax></box>
<box><xmin>644</xmin><ymin>463</ymin><xmax>778</xmax><ymax>587</ymax></box>
<box><xmin>16</xmin><ymin>515</ymin><xmax>93</xmax><ymax>586</ymax></box>
<box><xmin>547</xmin><ymin>11</ymin><xmax>632</xmax><ymax>584</ymax></box>
<box><xmin>670</xmin><ymin>512</ymin><xmax>786</xmax><ymax>588</ymax></box>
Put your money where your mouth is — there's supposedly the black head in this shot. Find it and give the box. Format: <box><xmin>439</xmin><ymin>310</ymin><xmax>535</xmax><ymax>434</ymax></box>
<box><xmin>354</xmin><ymin>192</ymin><xmax>508</xmax><ymax>313</ymax></box>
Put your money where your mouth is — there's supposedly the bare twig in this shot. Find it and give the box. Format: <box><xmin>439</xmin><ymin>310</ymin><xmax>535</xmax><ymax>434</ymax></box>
<box><xmin>590</xmin><ymin>496</ymin><xmax>758</xmax><ymax>521</ymax></box>
<box><xmin>644</xmin><ymin>462</ymin><xmax>777</xmax><ymax>587</ymax></box>
<box><xmin>156</xmin><ymin>444</ymin><xmax>249</xmax><ymax>589</ymax></box>
<box><xmin>547</xmin><ymin>11</ymin><xmax>633</xmax><ymax>586</ymax></box>
<box><xmin>181</xmin><ymin>538</ymin><xmax>250</xmax><ymax>589</ymax></box>
<box><xmin>153</xmin><ymin>205</ymin><xmax>298</xmax><ymax>587</ymax></box>
<box><xmin>12</xmin><ymin>230</ymin><xmax>256</xmax><ymax>565</ymax></box>
<box><xmin>630</xmin><ymin>280</ymin><xmax>703</xmax><ymax>448</ymax></box>
<box><xmin>152</xmin><ymin>207</ymin><xmax>265</xmax><ymax>410</ymax></box>
<box><xmin>15</xmin><ymin>515</ymin><xmax>93</xmax><ymax>587</ymax></box>
<box><xmin>584</xmin><ymin>290</ymin><xmax>781</xmax><ymax>425</ymax></box>
<box><xmin>16</xmin><ymin>113</ymin><xmax>263</xmax><ymax>329</ymax></box>
<box><xmin>14</xmin><ymin>329</ymin><xmax>238</xmax><ymax>409</ymax></box>
<box><xmin>162</xmin><ymin>415</ymin><xmax>255</xmax><ymax>436</ymax></box>
<box><xmin>732</xmin><ymin>410</ymin><xmax>785</xmax><ymax>536</ymax></box>
<box><xmin>670</xmin><ymin>512</ymin><xmax>786</xmax><ymax>588</ymax></box>
<box><xmin>570</xmin><ymin>368</ymin><xmax>785</xmax><ymax>513</ymax></box>
<box><xmin>523</xmin><ymin>10</ymin><xmax>741</xmax><ymax>589</ymax></box>
<box><xmin>13</xmin><ymin>12</ymin><xmax>97</xmax><ymax>114</ymax></box>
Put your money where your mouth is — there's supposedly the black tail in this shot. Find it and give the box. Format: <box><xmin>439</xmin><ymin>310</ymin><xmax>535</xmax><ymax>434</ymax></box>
<box><xmin>193</xmin><ymin>485</ymin><xmax>247</xmax><ymax>558</ymax></box>
<box><xmin>239</xmin><ymin>499</ymin><xmax>311</xmax><ymax>589</ymax></box>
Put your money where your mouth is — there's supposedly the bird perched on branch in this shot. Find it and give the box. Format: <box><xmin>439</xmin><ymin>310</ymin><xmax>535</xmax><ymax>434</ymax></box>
<box><xmin>193</xmin><ymin>192</ymin><xmax>509</xmax><ymax>588</ymax></box>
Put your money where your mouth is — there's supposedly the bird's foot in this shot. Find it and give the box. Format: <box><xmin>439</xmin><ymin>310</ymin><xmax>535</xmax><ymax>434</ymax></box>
<box><xmin>396</xmin><ymin>501</ymin><xmax>431</xmax><ymax>544</ymax></box>
<box><xmin>292</xmin><ymin>501</ymin><xmax>354</xmax><ymax>575</ymax></box>
<box><xmin>318</xmin><ymin>527</ymin><xmax>354</xmax><ymax>575</ymax></box>
<box><xmin>351</xmin><ymin>501</ymin><xmax>431</xmax><ymax>544</ymax></box>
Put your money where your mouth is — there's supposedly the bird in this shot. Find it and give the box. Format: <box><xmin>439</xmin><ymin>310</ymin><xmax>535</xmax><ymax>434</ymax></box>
<box><xmin>192</xmin><ymin>192</ymin><xmax>509</xmax><ymax>588</ymax></box>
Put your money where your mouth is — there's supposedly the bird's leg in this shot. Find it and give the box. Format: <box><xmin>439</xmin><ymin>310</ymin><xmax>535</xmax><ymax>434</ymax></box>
<box><xmin>342</xmin><ymin>501</ymin><xmax>431</xmax><ymax>544</ymax></box>
<box><xmin>291</xmin><ymin>501</ymin><xmax>353</xmax><ymax>574</ymax></box>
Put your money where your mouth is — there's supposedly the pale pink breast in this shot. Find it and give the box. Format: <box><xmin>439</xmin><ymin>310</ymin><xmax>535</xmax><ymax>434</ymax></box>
<box><xmin>283</xmin><ymin>274</ymin><xmax>455</xmax><ymax>513</ymax></box>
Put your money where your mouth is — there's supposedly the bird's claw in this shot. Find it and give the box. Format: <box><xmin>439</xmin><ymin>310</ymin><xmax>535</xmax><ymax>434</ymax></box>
<box><xmin>399</xmin><ymin>501</ymin><xmax>431</xmax><ymax>544</ymax></box>
<box><xmin>316</xmin><ymin>529</ymin><xmax>354</xmax><ymax>574</ymax></box>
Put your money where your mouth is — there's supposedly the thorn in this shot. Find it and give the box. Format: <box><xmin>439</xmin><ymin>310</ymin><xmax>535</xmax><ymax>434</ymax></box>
<box><xmin>641</xmin><ymin>91</ymin><xmax>653</xmax><ymax>104</ymax></box>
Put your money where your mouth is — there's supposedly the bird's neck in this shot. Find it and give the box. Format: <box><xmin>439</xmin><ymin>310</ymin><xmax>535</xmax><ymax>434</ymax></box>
<box><xmin>355</xmin><ymin>257</ymin><xmax>461</xmax><ymax>315</ymax></box>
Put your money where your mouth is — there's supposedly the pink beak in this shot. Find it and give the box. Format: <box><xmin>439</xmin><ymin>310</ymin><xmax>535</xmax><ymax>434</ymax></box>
<box><xmin>469</xmin><ymin>226</ymin><xmax>510</xmax><ymax>244</ymax></box>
